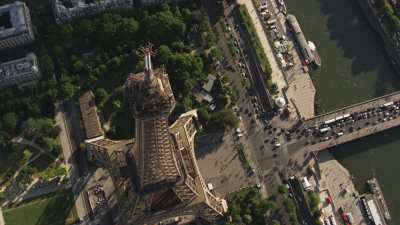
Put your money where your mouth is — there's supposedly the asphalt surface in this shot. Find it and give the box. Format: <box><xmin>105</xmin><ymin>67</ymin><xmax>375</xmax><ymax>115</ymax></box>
<box><xmin>56</xmin><ymin>101</ymin><xmax>93</xmax><ymax>225</ymax></box>
<box><xmin>230</xmin><ymin>4</ymin><xmax>275</xmax><ymax>112</ymax></box>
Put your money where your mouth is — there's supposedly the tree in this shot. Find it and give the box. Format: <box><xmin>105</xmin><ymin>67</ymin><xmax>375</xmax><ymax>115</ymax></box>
<box><xmin>278</xmin><ymin>184</ymin><xmax>288</xmax><ymax>194</ymax></box>
<box><xmin>113</xmin><ymin>100</ymin><xmax>122</xmax><ymax>110</ymax></box>
<box><xmin>95</xmin><ymin>88</ymin><xmax>108</xmax><ymax>104</ymax></box>
<box><xmin>144</xmin><ymin>10</ymin><xmax>186</xmax><ymax>44</ymax></box>
<box><xmin>207</xmin><ymin>109</ymin><xmax>239</xmax><ymax>130</ymax></box>
<box><xmin>61</xmin><ymin>24</ymin><xmax>75</xmax><ymax>41</ymax></box>
<box><xmin>60</xmin><ymin>82</ymin><xmax>75</xmax><ymax>99</ymax></box>
<box><xmin>73</xmin><ymin>60</ymin><xmax>85</xmax><ymax>72</ymax></box>
<box><xmin>39</xmin><ymin>54</ymin><xmax>55</xmax><ymax>76</ymax></box>
<box><xmin>242</xmin><ymin>214</ymin><xmax>252</xmax><ymax>224</ymax></box>
<box><xmin>271</xmin><ymin>220</ymin><xmax>281</xmax><ymax>225</ymax></box>
<box><xmin>198</xmin><ymin>107</ymin><xmax>210</xmax><ymax>124</ymax></box>
<box><xmin>76</xmin><ymin>19</ymin><xmax>95</xmax><ymax>37</ymax></box>
<box><xmin>158</xmin><ymin>45</ymin><xmax>172</xmax><ymax>64</ymax></box>
<box><xmin>3</xmin><ymin>112</ymin><xmax>18</xmax><ymax>131</ymax></box>
<box><xmin>119</xmin><ymin>18</ymin><xmax>139</xmax><ymax>37</ymax></box>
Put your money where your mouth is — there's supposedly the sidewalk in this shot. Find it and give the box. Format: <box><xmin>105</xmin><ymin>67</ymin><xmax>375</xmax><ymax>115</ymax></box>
<box><xmin>236</xmin><ymin>0</ymin><xmax>287</xmax><ymax>93</ymax></box>
<box><xmin>0</xmin><ymin>207</ymin><xmax>4</xmax><ymax>225</ymax></box>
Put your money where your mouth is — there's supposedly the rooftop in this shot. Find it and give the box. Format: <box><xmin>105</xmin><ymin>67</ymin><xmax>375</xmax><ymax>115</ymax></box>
<box><xmin>0</xmin><ymin>1</ymin><xmax>30</xmax><ymax>39</ymax></box>
<box><xmin>202</xmin><ymin>74</ymin><xmax>216</xmax><ymax>93</ymax></box>
<box><xmin>0</xmin><ymin>53</ymin><xmax>39</xmax><ymax>82</ymax></box>
<box><xmin>79</xmin><ymin>91</ymin><xmax>105</xmax><ymax>140</ymax></box>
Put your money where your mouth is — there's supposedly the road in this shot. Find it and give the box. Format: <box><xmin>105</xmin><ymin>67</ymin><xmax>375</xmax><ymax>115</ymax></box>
<box><xmin>288</xmin><ymin>177</ymin><xmax>313</xmax><ymax>225</ymax></box>
<box><xmin>200</xmin><ymin>0</ymin><xmax>291</xmax><ymax>197</ymax></box>
<box><xmin>237</xmin><ymin>0</ymin><xmax>287</xmax><ymax>93</ymax></box>
<box><xmin>56</xmin><ymin>101</ymin><xmax>91</xmax><ymax>224</ymax></box>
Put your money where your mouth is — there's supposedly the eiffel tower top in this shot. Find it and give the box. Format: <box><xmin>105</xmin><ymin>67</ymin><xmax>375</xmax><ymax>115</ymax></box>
<box><xmin>126</xmin><ymin>44</ymin><xmax>175</xmax><ymax>119</ymax></box>
<box><xmin>141</xmin><ymin>43</ymin><xmax>155</xmax><ymax>85</ymax></box>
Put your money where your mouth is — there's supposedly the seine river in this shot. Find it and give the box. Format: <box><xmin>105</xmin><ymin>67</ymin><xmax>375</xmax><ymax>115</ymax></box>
<box><xmin>284</xmin><ymin>0</ymin><xmax>400</xmax><ymax>223</ymax></box>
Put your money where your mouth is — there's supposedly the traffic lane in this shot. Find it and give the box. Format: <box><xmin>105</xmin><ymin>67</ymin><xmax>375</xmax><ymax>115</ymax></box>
<box><xmin>231</xmin><ymin>7</ymin><xmax>274</xmax><ymax>112</ymax></box>
<box><xmin>284</xmin><ymin>108</ymin><xmax>400</xmax><ymax>152</ymax></box>
<box><xmin>224</xmin><ymin>16</ymin><xmax>266</xmax><ymax>113</ymax></box>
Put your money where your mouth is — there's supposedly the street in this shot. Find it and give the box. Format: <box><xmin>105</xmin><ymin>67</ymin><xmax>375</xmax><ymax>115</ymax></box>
<box><xmin>56</xmin><ymin>101</ymin><xmax>92</xmax><ymax>224</ymax></box>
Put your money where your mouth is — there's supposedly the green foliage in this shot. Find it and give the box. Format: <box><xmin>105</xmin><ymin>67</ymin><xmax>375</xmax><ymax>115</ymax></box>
<box><xmin>3</xmin><ymin>191</ymin><xmax>78</xmax><ymax>225</ymax></box>
<box><xmin>207</xmin><ymin>109</ymin><xmax>239</xmax><ymax>130</ymax></box>
<box><xmin>25</xmin><ymin>117</ymin><xmax>56</xmax><ymax>138</ymax></box>
<box><xmin>278</xmin><ymin>184</ymin><xmax>288</xmax><ymax>194</ymax></box>
<box><xmin>39</xmin><ymin>55</ymin><xmax>55</xmax><ymax>76</ymax></box>
<box><xmin>377</xmin><ymin>0</ymin><xmax>400</xmax><ymax>33</ymax></box>
<box><xmin>308</xmin><ymin>191</ymin><xmax>321</xmax><ymax>222</ymax></box>
<box><xmin>3</xmin><ymin>112</ymin><xmax>18</xmax><ymax>131</ymax></box>
<box><xmin>95</xmin><ymin>88</ymin><xmax>108</xmax><ymax>105</ymax></box>
<box><xmin>23</xmin><ymin>149</ymin><xmax>33</xmax><ymax>161</ymax></box>
<box><xmin>144</xmin><ymin>10</ymin><xmax>186</xmax><ymax>44</ymax></box>
<box><xmin>237</xmin><ymin>5</ymin><xmax>273</xmax><ymax>90</ymax></box>
<box><xmin>227</xmin><ymin>188</ymin><xmax>277</xmax><ymax>225</ymax></box>
<box><xmin>271</xmin><ymin>219</ymin><xmax>281</xmax><ymax>225</ymax></box>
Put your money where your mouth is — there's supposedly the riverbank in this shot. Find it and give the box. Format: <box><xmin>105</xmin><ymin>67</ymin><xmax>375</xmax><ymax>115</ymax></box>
<box><xmin>313</xmin><ymin>151</ymin><xmax>368</xmax><ymax>225</ymax></box>
<box><xmin>356</xmin><ymin>0</ymin><xmax>400</xmax><ymax>74</ymax></box>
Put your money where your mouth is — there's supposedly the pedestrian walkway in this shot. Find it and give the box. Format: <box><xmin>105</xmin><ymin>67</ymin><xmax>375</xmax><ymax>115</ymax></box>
<box><xmin>0</xmin><ymin>207</ymin><xmax>4</xmax><ymax>225</ymax></box>
<box><xmin>236</xmin><ymin>0</ymin><xmax>287</xmax><ymax>93</ymax></box>
<box><xmin>286</xmin><ymin>73</ymin><xmax>315</xmax><ymax>120</ymax></box>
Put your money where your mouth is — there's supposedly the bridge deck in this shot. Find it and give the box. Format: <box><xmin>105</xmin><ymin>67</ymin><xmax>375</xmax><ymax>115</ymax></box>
<box><xmin>286</xmin><ymin>91</ymin><xmax>400</xmax><ymax>153</ymax></box>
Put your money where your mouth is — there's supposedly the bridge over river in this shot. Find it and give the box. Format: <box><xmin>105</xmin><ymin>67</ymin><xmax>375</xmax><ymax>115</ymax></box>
<box><xmin>285</xmin><ymin>91</ymin><xmax>400</xmax><ymax>154</ymax></box>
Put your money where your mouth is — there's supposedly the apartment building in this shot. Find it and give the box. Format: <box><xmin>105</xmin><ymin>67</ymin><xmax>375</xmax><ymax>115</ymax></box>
<box><xmin>0</xmin><ymin>53</ymin><xmax>41</xmax><ymax>89</ymax></box>
<box><xmin>0</xmin><ymin>1</ymin><xmax>35</xmax><ymax>50</ymax></box>
<box><xmin>52</xmin><ymin>0</ymin><xmax>134</xmax><ymax>24</ymax></box>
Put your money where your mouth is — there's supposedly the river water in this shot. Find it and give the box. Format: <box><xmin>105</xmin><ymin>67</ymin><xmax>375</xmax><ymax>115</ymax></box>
<box><xmin>284</xmin><ymin>0</ymin><xmax>400</xmax><ymax>224</ymax></box>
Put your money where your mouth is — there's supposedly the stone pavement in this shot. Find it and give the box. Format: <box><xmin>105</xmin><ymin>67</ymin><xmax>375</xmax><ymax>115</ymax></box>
<box><xmin>286</xmin><ymin>72</ymin><xmax>316</xmax><ymax>120</ymax></box>
<box><xmin>197</xmin><ymin>132</ymin><xmax>257</xmax><ymax>197</ymax></box>
<box><xmin>317</xmin><ymin>151</ymin><xmax>368</xmax><ymax>225</ymax></box>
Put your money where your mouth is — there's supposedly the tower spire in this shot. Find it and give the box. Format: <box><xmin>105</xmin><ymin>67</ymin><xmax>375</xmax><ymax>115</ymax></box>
<box><xmin>141</xmin><ymin>43</ymin><xmax>155</xmax><ymax>84</ymax></box>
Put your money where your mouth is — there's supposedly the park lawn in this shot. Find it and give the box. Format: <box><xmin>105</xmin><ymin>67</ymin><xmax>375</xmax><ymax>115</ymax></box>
<box><xmin>3</xmin><ymin>191</ymin><xmax>79</xmax><ymax>225</ymax></box>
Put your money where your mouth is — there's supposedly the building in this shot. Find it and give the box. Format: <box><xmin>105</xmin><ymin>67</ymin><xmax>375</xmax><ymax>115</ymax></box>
<box><xmin>82</xmin><ymin>45</ymin><xmax>228</xmax><ymax>225</ymax></box>
<box><xmin>202</xmin><ymin>74</ymin><xmax>216</xmax><ymax>93</ymax></box>
<box><xmin>52</xmin><ymin>0</ymin><xmax>134</xmax><ymax>24</ymax></box>
<box><xmin>0</xmin><ymin>1</ymin><xmax>35</xmax><ymax>50</ymax></box>
<box><xmin>0</xmin><ymin>53</ymin><xmax>41</xmax><ymax>89</ymax></box>
<box><xmin>79</xmin><ymin>91</ymin><xmax>105</xmax><ymax>141</ymax></box>
<box><xmin>86</xmin><ymin>138</ymin><xmax>134</xmax><ymax>167</ymax></box>
<box><xmin>84</xmin><ymin>45</ymin><xmax>227</xmax><ymax>225</ymax></box>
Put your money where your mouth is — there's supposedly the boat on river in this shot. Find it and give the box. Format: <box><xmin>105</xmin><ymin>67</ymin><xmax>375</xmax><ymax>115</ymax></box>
<box><xmin>366</xmin><ymin>178</ymin><xmax>391</xmax><ymax>221</ymax></box>
<box><xmin>308</xmin><ymin>41</ymin><xmax>322</xmax><ymax>67</ymax></box>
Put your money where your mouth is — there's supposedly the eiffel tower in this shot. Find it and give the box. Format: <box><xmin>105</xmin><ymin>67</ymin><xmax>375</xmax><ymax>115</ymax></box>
<box><xmin>119</xmin><ymin>44</ymin><xmax>227</xmax><ymax>225</ymax></box>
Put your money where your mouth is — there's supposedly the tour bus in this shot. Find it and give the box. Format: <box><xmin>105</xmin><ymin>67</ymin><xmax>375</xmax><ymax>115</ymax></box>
<box><xmin>383</xmin><ymin>101</ymin><xmax>394</xmax><ymax>108</ymax></box>
<box><xmin>319</xmin><ymin>127</ymin><xmax>331</xmax><ymax>133</ymax></box>
<box><xmin>324</xmin><ymin>118</ymin><xmax>336</xmax><ymax>125</ymax></box>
